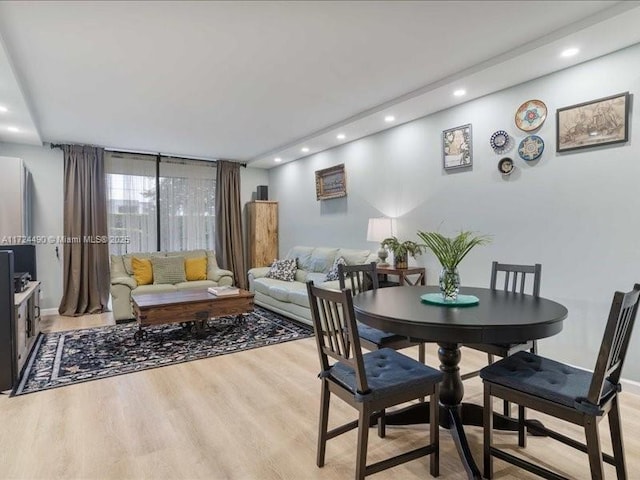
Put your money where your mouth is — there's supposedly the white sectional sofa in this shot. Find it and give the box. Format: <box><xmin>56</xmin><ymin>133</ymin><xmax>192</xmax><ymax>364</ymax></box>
<box><xmin>248</xmin><ymin>246</ymin><xmax>377</xmax><ymax>325</ymax></box>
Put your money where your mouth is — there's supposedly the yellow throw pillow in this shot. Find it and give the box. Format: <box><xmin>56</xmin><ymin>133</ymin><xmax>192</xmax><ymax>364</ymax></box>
<box><xmin>132</xmin><ymin>257</ymin><xmax>153</xmax><ymax>285</ymax></box>
<box><xmin>185</xmin><ymin>257</ymin><xmax>207</xmax><ymax>281</ymax></box>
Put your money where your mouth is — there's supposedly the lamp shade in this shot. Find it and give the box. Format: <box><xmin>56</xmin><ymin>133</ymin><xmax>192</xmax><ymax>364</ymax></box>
<box><xmin>367</xmin><ymin>217</ymin><xmax>393</xmax><ymax>242</ymax></box>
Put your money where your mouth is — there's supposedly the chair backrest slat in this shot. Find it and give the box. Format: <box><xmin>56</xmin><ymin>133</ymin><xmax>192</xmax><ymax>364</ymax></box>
<box><xmin>307</xmin><ymin>281</ymin><xmax>370</xmax><ymax>394</ymax></box>
<box><xmin>587</xmin><ymin>284</ymin><xmax>640</xmax><ymax>405</ymax></box>
<box><xmin>490</xmin><ymin>261</ymin><xmax>542</xmax><ymax>297</ymax></box>
<box><xmin>338</xmin><ymin>262</ymin><xmax>379</xmax><ymax>294</ymax></box>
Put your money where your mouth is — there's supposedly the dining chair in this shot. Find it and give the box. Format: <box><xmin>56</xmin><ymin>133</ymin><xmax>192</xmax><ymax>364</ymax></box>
<box><xmin>481</xmin><ymin>283</ymin><xmax>640</xmax><ymax>480</ymax></box>
<box><xmin>338</xmin><ymin>262</ymin><xmax>426</xmax><ymax>365</ymax></box>
<box><xmin>306</xmin><ymin>280</ymin><xmax>442</xmax><ymax>480</ymax></box>
<box><xmin>462</xmin><ymin>262</ymin><xmax>541</xmax><ymax>386</ymax></box>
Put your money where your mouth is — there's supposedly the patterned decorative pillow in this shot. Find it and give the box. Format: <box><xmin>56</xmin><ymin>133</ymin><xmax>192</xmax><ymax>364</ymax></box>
<box><xmin>266</xmin><ymin>258</ymin><xmax>297</xmax><ymax>282</ymax></box>
<box><xmin>152</xmin><ymin>256</ymin><xmax>187</xmax><ymax>284</ymax></box>
<box><xmin>325</xmin><ymin>256</ymin><xmax>347</xmax><ymax>282</ymax></box>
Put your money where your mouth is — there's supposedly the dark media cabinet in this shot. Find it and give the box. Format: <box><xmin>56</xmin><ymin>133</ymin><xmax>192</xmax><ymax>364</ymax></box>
<box><xmin>0</xmin><ymin>251</ymin><xmax>41</xmax><ymax>392</ymax></box>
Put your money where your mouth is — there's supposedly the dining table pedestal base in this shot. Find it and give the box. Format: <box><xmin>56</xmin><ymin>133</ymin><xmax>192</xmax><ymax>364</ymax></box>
<box><xmin>374</xmin><ymin>342</ymin><xmax>545</xmax><ymax>479</ymax></box>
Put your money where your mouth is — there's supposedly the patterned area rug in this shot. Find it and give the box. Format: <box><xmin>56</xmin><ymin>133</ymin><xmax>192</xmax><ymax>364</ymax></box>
<box><xmin>14</xmin><ymin>307</ymin><xmax>312</xmax><ymax>396</ymax></box>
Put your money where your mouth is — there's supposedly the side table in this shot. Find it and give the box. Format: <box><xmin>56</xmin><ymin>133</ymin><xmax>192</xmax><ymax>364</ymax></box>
<box><xmin>377</xmin><ymin>265</ymin><xmax>426</xmax><ymax>287</ymax></box>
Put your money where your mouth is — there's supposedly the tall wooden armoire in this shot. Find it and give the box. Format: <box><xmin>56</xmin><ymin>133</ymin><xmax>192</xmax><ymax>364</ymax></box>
<box><xmin>247</xmin><ymin>201</ymin><xmax>278</xmax><ymax>268</ymax></box>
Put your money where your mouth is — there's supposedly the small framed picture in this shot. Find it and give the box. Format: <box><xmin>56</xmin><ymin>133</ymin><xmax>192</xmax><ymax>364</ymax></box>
<box><xmin>556</xmin><ymin>92</ymin><xmax>629</xmax><ymax>153</ymax></box>
<box><xmin>443</xmin><ymin>124</ymin><xmax>472</xmax><ymax>170</ymax></box>
<box><xmin>315</xmin><ymin>164</ymin><xmax>347</xmax><ymax>200</ymax></box>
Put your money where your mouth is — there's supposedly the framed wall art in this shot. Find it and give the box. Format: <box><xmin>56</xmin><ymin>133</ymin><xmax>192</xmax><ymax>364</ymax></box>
<box><xmin>556</xmin><ymin>92</ymin><xmax>629</xmax><ymax>153</ymax></box>
<box><xmin>315</xmin><ymin>163</ymin><xmax>347</xmax><ymax>200</ymax></box>
<box><xmin>443</xmin><ymin>124</ymin><xmax>472</xmax><ymax>170</ymax></box>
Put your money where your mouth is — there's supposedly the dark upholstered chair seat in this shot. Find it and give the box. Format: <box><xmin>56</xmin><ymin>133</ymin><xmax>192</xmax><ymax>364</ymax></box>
<box><xmin>357</xmin><ymin>323</ymin><xmax>407</xmax><ymax>346</ymax></box>
<box><xmin>480</xmin><ymin>351</ymin><xmax>617</xmax><ymax>412</ymax></box>
<box><xmin>331</xmin><ymin>348</ymin><xmax>443</xmax><ymax>403</ymax></box>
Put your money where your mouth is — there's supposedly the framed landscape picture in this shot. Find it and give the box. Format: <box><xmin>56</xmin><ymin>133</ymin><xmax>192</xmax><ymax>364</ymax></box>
<box><xmin>443</xmin><ymin>123</ymin><xmax>472</xmax><ymax>170</ymax></box>
<box><xmin>315</xmin><ymin>163</ymin><xmax>346</xmax><ymax>200</ymax></box>
<box><xmin>556</xmin><ymin>92</ymin><xmax>629</xmax><ymax>153</ymax></box>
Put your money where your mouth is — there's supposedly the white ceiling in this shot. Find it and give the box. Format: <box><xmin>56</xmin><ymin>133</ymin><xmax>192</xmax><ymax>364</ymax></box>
<box><xmin>0</xmin><ymin>1</ymin><xmax>639</xmax><ymax>168</ymax></box>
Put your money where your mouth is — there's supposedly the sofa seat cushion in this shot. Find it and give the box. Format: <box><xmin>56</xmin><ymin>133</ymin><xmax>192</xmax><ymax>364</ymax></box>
<box><xmin>307</xmin><ymin>272</ymin><xmax>329</xmax><ymax>285</ymax></box>
<box><xmin>253</xmin><ymin>278</ymin><xmax>277</xmax><ymax>296</ymax></box>
<box><xmin>252</xmin><ymin>278</ymin><xmax>307</xmax><ymax>305</ymax></box>
<box><xmin>316</xmin><ymin>280</ymin><xmax>340</xmax><ymax>291</ymax></box>
<box><xmin>288</xmin><ymin>285</ymin><xmax>313</xmax><ymax>308</ymax></box>
<box><xmin>175</xmin><ymin>280</ymin><xmax>217</xmax><ymax>290</ymax></box>
<box><xmin>133</xmin><ymin>284</ymin><xmax>177</xmax><ymax>295</ymax></box>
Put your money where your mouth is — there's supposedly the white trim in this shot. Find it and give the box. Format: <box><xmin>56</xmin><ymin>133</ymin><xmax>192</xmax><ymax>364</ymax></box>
<box><xmin>565</xmin><ymin>361</ymin><xmax>640</xmax><ymax>397</ymax></box>
<box><xmin>621</xmin><ymin>378</ymin><xmax>640</xmax><ymax>396</ymax></box>
<box><xmin>41</xmin><ymin>307</ymin><xmax>58</xmax><ymax>317</ymax></box>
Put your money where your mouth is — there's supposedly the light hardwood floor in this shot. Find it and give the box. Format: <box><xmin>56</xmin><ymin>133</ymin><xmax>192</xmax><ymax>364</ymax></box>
<box><xmin>0</xmin><ymin>312</ymin><xmax>638</xmax><ymax>479</ymax></box>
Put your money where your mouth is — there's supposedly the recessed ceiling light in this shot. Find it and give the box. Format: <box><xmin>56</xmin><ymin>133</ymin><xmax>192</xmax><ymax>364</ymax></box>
<box><xmin>561</xmin><ymin>47</ymin><xmax>579</xmax><ymax>57</ymax></box>
<box><xmin>336</xmin><ymin>134</ymin><xmax>346</xmax><ymax>140</ymax></box>
<box><xmin>274</xmin><ymin>157</ymin><xmax>282</xmax><ymax>163</ymax></box>
<box><xmin>0</xmin><ymin>106</ymin><xmax>8</xmax><ymax>113</ymax></box>
<box><xmin>384</xmin><ymin>115</ymin><xmax>395</xmax><ymax>123</ymax></box>
<box><xmin>453</xmin><ymin>89</ymin><xmax>466</xmax><ymax>97</ymax></box>
<box><xmin>7</xmin><ymin>126</ymin><xmax>19</xmax><ymax>132</ymax></box>
<box><xmin>301</xmin><ymin>147</ymin><xmax>309</xmax><ymax>153</ymax></box>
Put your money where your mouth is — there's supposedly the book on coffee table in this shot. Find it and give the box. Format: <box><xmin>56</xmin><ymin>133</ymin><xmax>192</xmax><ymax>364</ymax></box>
<box><xmin>208</xmin><ymin>286</ymin><xmax>240</xmax><ymax>296</ymax></box>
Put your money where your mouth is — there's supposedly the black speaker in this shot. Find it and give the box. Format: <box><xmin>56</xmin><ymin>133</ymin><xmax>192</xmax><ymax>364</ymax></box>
<box><xmin>257</xmin><ymin>185</ymin><xmax>268</xmax><ymax>201</ymax></box>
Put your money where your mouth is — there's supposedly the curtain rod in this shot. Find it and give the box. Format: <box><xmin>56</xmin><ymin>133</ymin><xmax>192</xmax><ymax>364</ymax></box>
<box><xmin>49</xmin><ymin>143</ymin><xmax>247</xmax><ymax>167</ymax></box>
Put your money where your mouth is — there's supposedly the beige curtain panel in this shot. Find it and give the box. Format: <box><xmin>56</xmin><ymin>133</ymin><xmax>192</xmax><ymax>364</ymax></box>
<box><xmin>58</xmin><ymin>145</ymin><xmax>110</xmax><ymax>316</ymax></box>
<box><xmin>215</xmin><ymin>160</ymin><xmax>247</xmax><ymax>290</ymax></box>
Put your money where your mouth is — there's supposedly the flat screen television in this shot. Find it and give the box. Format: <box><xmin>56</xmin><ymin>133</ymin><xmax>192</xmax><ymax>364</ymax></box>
<box><xmin>0</xmin><ymin>244</ymin><xmax>36</xmax><ymax>280</ymax></box>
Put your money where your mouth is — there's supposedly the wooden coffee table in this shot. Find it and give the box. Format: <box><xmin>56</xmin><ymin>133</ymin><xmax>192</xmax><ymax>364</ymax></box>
<box><xmin>131</xmin><ymin>288</ymin><xmax>254</xmax><ymax>340</ymax></box>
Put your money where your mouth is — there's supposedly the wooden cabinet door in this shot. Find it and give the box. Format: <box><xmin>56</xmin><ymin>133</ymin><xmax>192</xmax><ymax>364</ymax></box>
<box><xmin>248</xmin><ymin>201</ymin><xmax>278</xmax><ymax>268</ymax></box>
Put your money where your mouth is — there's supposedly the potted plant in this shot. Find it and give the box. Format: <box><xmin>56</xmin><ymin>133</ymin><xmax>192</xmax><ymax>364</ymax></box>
<box><xmin>417</xmin><ymin>230</ymin><xmax>491</xmax><ymax>300</ymax></box>
<box><xmin>380</xmin><ymin>236</ymin><xmax>425</xmax><ymax>269</ymax></box>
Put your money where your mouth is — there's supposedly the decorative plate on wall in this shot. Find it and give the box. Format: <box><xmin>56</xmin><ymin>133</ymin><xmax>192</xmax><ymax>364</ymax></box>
<box><xmin>489</xmin><ymin>130</ymin><xmax>512</xmax><ymax>154</ymax></box>
<box><xmin>515</xmin><ymin>99</ymin><xmax>547</xmax><ymax>131</ymax></box>
<box><xmin>498</xmin><ymin>157</ymin><xmax>514</xmax><ymax>175</ymax></box>
<box><xmin>518</xmin><ymin>135</ymin><xmax>545</xmax><ymax>161</ymax></box>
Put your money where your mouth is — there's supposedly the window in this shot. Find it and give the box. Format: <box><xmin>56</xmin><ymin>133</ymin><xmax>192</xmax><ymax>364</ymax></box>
<box><xmin>105</xmin><ymin>153</ymin><xmax>157</xmax><ymax>255</ymax></box>
<box><xmin>159</xmin><ymin>158</ymin><xmax>216</xmax><ymax>251</ymax></box>
<box><xmin>104</xmin><ymin>152</ymin><xmax>216</xmax><ymax>255</ymax></box>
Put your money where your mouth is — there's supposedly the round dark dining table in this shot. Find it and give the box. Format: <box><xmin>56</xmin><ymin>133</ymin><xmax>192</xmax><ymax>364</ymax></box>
<box><xmin>352</xmin><ymin>285</ymin><xmax>568</xmax><ymax>480</ymax></box>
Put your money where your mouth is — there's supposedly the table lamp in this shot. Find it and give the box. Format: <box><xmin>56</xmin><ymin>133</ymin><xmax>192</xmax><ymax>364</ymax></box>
<box><xmin>367</xmin><ymin>217</ymin><xmax>393</xmax><ymax>266</ymax></box>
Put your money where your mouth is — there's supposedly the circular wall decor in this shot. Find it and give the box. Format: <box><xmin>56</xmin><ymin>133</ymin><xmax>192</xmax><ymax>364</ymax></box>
<box><xmin>518</xmin><ymin>135</ymin><xmax>544</xmax><ymax>161</ymax></box>
<box><xmin>515</xmin><ymin>99</ymin><xmax>547</xmax><ymax>131</ymax></box>
<box><xmin>489</xmin><ymin>130</ymin><xmax>512</xmax><ymax>154</ymax></box>
<box><xmin>498</xmin><ymin>157</ymin><xmax>514</xmax><ymax>175</ymax></box>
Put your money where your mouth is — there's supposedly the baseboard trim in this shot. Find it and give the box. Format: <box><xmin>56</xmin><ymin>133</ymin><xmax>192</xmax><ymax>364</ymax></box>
<box><xmin>621</xmin><ymin>378</ymin><xmax>640</xmax><ymax>396</ymax></box>
<box><xmin>41</xmin><ymin>308</ymin><xmax>58</xmax><ymax>317</ymax></box>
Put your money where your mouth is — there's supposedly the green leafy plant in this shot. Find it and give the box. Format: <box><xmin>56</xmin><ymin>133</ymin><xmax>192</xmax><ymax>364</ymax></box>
<box><xmin>416</xmin><ymin>230</ymin><xmax>491</xmax><ymax>270</ymax></box>
<box><xmin>380</xmin><ymin>236</ymin><xmax>425</xmax><ymax>267</ymax></box>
